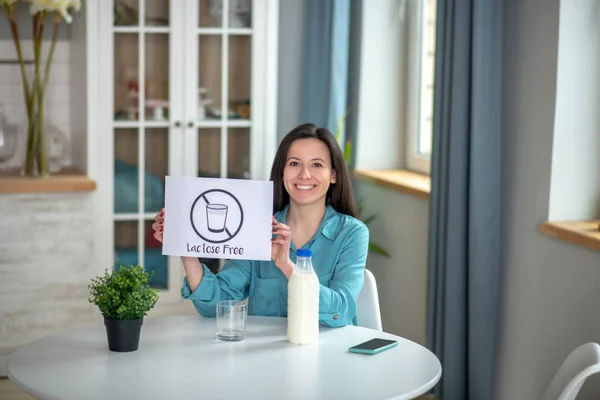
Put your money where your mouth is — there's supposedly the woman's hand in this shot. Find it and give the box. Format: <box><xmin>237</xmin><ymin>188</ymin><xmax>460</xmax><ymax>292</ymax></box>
<box><xmin>271</xmin><ymin>216</ymin><xmax>294</xmax><ymax>278</ymax></box>
<box><xmin>152</xmin><ymin>208</ymin><xmax>165</xmax><ymax>243</ymax></box>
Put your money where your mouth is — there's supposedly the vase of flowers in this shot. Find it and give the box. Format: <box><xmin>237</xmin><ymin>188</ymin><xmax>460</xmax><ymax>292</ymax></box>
<box><xmin>0</xmin><ymin>0</ymin><xmax>80</xmax><ymax>177</ymax></box>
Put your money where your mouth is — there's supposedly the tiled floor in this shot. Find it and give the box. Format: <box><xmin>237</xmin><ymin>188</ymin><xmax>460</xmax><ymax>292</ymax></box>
<box><xmin>0</xmin><ymin>378</ymin><xmax>435</xmax><ymax>399</ymax></box>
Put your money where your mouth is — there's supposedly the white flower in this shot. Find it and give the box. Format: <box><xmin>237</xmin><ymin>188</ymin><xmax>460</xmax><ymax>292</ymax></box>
<box><xmin>28</xmin><ymin>0</ymin><xmax>80</xmax><ymax>23</ymax></box>
<box><xmin>28</xmin><ymin>0</ymin><xmax>58</xmax><ymax>15</ymax></box>
<box><xmin>53</xmin><ymin>0</ymin><xmax>76</xmax><ymax>22</ymax></box>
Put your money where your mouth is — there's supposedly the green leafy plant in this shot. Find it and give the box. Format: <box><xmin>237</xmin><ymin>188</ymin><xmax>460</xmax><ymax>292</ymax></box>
<box><xmin>88</xmin><ymin>265</ymin><xmax>159</xmax><ymax>320</ymax></box>
<box><xmin>335</xmin><ymin>111</ymin><xmax>390</xmax><ymax>258</ymax></box>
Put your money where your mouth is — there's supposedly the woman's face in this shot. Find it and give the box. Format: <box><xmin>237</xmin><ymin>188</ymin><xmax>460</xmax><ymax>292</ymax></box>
<box><xmin>283</xmin><ymin>138</ymin><xmax>336</xmax><ymax>208</ymax></box>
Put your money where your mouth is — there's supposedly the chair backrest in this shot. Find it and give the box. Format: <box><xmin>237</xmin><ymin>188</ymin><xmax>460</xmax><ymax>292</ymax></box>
<box><xmin>542</xmin><ymin>342</ymin><xmax>600</xmax><ymax>400</ymax></box>
<box><xmin>356</xmin><ymin>269</ymin><xmax>382</xmax><ymax>331</ymax></box>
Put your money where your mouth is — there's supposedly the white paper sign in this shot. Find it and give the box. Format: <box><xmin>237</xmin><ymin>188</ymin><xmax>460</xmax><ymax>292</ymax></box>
<box><xmin>162</xmin><ymin>176</ymin><xmax>274</xmax><ymax>261</ymax></box>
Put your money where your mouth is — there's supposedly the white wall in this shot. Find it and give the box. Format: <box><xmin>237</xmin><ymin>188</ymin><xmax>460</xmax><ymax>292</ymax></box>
<box><xmin>354</xmin><ymin>179</ymin><xmax>429</xmax><ymax>345</ymax></box>
<box><xmin>497</xmin><ymin>0</ymin><xmax>600</xmax><ymax>398</ymax></box>
<box><xmin>0</xmin><ymin>193</ymin><xmax>97</xmax><ymax>376</ymax></box>
<box><xmin>354</xmin><ymin>0</ymin><xmax>406</xmax><ymax>170</ymax></box>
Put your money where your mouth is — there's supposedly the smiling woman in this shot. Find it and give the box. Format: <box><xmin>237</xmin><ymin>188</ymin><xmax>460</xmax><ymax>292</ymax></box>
<box><xmin>152</xmin><ymin>123</ymin><xmax>370</xmax><ymax>328</ymax></box>
<box><xmin>282</xmin><ymin>138</ymin><xmax>337</xmax><ymax>209</ymax></box>
<box><xmin>271</xmin><ymin>123</ymin><xmax>357</xmax><ymax>219</ymax></box>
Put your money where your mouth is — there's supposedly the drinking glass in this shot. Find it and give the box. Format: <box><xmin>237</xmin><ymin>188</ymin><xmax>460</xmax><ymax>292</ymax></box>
<box><xmin>206</xmin><ymin>203</ymin><xmax>228</xmax><ymax>233</ymax></box>
<box><xmin>216</xmin><ymin>300</ymin><xmax>246</xmax><ymax>341</ymax></box>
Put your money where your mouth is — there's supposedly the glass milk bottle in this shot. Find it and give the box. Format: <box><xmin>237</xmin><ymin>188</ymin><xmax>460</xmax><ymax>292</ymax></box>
<box><xmin>287</xmin><ymin>249</ymin><xmax>320</xmax><ymax>344</ymax></box>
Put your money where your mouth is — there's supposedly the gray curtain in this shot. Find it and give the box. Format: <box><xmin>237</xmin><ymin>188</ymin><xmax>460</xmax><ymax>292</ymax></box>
<box><xmin>300</xmin><ymin>0</ymin><xmax>351</xmax><ymax>143</ymax></box>
<box><xmin>427</xmin><ymin>1</ymin><xmax>503</xmax><ymax>399</ymax></box>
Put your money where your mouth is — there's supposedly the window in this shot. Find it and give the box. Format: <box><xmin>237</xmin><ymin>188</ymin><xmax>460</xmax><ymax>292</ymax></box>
<box><xmin>406</xmin><ymin>0</ymin><xmax>437</xmax><ymax>175</ymax></box>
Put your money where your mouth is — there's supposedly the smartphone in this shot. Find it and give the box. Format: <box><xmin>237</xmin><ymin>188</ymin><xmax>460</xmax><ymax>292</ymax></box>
<box><xmin>348</xmin><ymin>338</ymin><xmax>398</xmax><ymax>355</ymax></box>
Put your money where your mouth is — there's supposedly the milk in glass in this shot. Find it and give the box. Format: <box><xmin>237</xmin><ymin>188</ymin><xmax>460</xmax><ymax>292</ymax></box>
<box><xmin>287</xmin><ymin>248</ymin><xmax>320</xmax><ymax>344</ymax></box>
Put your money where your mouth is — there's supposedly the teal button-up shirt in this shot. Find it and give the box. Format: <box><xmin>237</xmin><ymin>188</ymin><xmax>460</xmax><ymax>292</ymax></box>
<box><xmin>181</xmin><ymin>204</ymin><xmax>369</xmax><ymax>328</ymax></box>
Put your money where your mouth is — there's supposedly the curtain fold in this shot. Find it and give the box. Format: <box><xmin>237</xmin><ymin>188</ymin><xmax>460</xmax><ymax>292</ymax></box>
<box><xmin>427</xmin><ymin>0</ymin><xmax>503</xmax><ymax>399</ymax></box>
<box><xmin>301</xmin><ymin>0</ymin><xmax>350</xmax><ymax>143</ymax></box>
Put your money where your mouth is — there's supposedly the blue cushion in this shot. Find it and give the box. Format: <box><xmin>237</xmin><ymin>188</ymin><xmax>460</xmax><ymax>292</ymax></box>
<box><xmin>114</xmin><ymin>160</ymin><xmax>165</xmax><ymax>213</ymax></box>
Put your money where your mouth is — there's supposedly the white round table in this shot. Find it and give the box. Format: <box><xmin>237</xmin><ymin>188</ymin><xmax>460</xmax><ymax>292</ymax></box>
<box><xmin>8</xmin><ymin>315</ymin><xmax>441</xmax><ymax>400</ymax></box>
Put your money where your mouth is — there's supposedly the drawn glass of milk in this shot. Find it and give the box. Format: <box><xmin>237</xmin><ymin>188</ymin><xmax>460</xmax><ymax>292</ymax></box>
<box><xmin>206</xmin><ymin>204</ymin><xmax>228</xmax><ymax>233</ymax></box>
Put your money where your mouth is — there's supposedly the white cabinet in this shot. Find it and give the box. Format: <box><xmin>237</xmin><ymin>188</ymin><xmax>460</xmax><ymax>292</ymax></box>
<box><xmin>92</xmin><ymin>0</ymin><xmax>279</xmax><ymax>304</ymax></box>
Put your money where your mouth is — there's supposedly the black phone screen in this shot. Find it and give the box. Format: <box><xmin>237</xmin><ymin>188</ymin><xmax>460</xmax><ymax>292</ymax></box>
<box><xmin>351</xmin><ymin>338</ymin><xmax>397</xmax><ymax>351</ymax></box>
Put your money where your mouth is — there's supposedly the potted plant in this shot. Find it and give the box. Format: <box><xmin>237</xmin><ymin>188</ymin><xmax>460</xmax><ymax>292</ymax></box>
<box><xmin>88</xmin><ymin>265</ymin><xmax>159</xmax><ymax>352</ymax></box>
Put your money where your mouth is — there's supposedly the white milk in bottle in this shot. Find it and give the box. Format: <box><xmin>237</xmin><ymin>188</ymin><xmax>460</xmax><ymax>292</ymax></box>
<box><xmin>287</xmin><ymin>248</ymin><xmax>320</xmax><ymax>344</ymax></box>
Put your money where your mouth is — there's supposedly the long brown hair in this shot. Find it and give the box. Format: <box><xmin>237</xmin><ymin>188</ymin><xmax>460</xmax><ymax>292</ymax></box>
<box><xmin>270</xmin><ymin>123</ymin><xmax>358</xmax><ymax>218</ymax></box>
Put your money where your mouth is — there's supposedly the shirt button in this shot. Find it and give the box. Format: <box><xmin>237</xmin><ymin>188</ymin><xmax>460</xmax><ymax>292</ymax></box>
<box><xmin>333</xmin><ymin>315</ymin><xmax>339</xmax><ymax>320</ymax></box>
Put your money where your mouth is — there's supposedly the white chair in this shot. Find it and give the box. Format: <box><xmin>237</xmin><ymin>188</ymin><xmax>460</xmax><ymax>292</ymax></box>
<box><xmin>542</xmin><ymin>342</ymin><xmax>600</xmax><ymax>400</ymax></box>
<box><xmin>356</xmin><ymin>268</ymin><xmax>383</xmax><ymax>331</ymax></box>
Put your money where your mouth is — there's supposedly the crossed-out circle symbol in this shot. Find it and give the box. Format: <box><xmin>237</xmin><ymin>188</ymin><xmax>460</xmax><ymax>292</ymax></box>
<box><xmin>190</xmin><ymin>189</ymin><xmax>244</xmax><ymax>244</ymax></box>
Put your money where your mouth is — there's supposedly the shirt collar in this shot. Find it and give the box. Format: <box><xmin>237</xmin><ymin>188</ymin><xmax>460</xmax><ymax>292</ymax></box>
<box><xmin>320</xmin><ymin>205</ymin><xmax>338</xmax><ymax>240</ymax></box>
<box><xmin>275</xmin><ymin>204</ymin><xmax>339</xmax><ymax>242</ymax></box>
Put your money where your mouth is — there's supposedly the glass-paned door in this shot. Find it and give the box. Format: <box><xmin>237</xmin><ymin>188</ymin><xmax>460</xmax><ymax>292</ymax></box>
<box><xmin>112</xmin><ymin>0</ymin><xmax>181</xmax><ymax>296</ymax></box>
<box><xmin>185</xmin><ymin>0</ymin><xmax>253</xmax><ymax>272</ymax></box>
<box><xmin>198</xmin><ymin>0</ymin><xmax>252</xmax><ymax>29</ymax></box>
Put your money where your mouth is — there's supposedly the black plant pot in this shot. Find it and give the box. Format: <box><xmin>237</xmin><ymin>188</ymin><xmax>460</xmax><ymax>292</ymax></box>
<box><xmin>104</xmin><ymin>317</ymin><xmax>143</xmax><ymax>352</ymax></box>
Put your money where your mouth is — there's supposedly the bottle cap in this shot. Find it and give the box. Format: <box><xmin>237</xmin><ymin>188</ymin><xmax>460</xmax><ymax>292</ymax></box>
<box><xmin>296</xmin><ymin>249</ymin><xmax>312</xmax><ymax>257</ymax></box>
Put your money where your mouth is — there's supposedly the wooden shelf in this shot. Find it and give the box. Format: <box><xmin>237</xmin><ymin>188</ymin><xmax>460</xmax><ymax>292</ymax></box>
<box><xmin>540</xmin><ymin>220</ymin><xmax>600</xmax><ymax>252</ymax></box>
<box><xmin>354</xmin><ymin>169</ymin><xmax>431</xmax><ymax>200</ymax></box>
<box><xmin>0</xmin><ymin>167</ymin><xmax>96</xmax><ymax>194</ymax></box>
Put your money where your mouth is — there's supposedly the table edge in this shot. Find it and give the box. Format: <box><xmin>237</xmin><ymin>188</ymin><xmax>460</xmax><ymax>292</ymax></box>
<box><xmin>6</xmin><ymin>315</ymin><xmax>442</xmax><ymax>400</ymax></box>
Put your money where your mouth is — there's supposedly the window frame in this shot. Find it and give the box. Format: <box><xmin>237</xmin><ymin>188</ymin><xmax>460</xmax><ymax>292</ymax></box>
<box><xmin>405</xmin><ymin>0</ymin><xmax>434</xmax><ymax>175</ymax></box>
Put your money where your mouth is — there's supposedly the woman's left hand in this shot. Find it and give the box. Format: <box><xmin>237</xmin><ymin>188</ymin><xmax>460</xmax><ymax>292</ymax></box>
<box><xmin>271</xmin><ymin>216</ymin><xmax>294</xmax><ymax>278</ymax></box>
